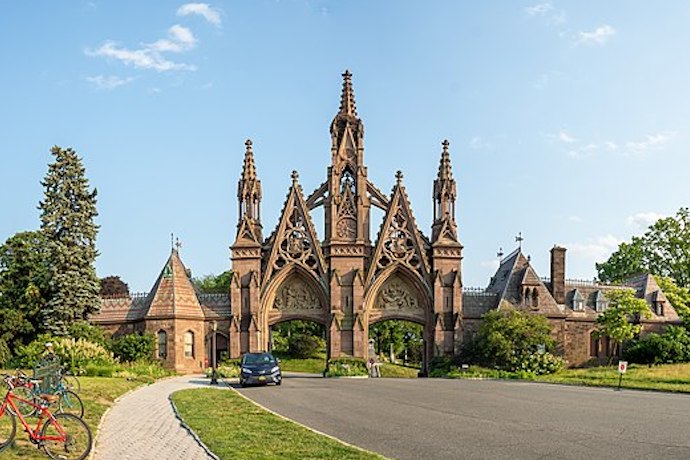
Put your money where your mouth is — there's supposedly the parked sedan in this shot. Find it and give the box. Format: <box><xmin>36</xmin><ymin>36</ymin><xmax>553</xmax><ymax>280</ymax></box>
<box><xmin>239</xmin><ymin>352</ymin><xmax>282</xmax><ymax>387</ymax></box>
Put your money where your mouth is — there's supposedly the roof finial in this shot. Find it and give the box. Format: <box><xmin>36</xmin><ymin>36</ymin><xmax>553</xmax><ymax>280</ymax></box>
<box><xmin>339</xmin><ymin>69</ymin><xmax>357</xmax><ymax>117</ymax></box>
<box><xmin>395</xmin><ymin>170</ymin><xmax>404</xmax><ymax>185</ymax></box>
<box><xmin>291</xmin><ymin>170</ymin><xmax>299</xmax><ymax>185</ymax></box>
<box><xmin>175</xmin><ymin>237</ymin><xmax>182</xmax><ymax>253</ymax></box>
<box><xmin>170</xmin><ymin>232</ymin><xmax>174</xmax><ymax>252</ymax></box>
<box><xmin>497</xmin><ymin>247</ymin><xmax>504</xmax><ymax>262</ymax></box>
<box><xmin>516</xmin><ymin>232</ymin><xmax>524</xmax><ymax>249</ymax></box>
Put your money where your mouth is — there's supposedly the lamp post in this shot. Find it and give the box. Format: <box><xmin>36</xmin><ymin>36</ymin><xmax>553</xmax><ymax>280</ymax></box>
<box><xmin>210</xmin><ymin>320</ymin><xmax>218</xmax><ymax>385</ymax></box>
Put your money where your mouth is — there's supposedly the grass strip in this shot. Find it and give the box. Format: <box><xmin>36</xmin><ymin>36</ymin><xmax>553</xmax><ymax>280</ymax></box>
<box><xmin>1</xmin><ymin>376</ymin><xmax>143</xmax><ymax>459</ymax></box>
<box><xmin>172</xmin><ymin>388</ymin><xmax>384</xmax><ymax>460</ymax></box>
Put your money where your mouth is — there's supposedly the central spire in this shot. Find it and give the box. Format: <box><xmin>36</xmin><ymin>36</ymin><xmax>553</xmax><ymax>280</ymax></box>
<box><xmin>338</xmin><ymin>69</ymin><xmax>357</xmax><ymax>117</ymax></box>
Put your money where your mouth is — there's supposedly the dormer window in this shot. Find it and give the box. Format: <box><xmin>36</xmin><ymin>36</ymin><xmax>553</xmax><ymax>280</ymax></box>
<box><xmin>651</xmin><ymin>290</ymin><xmax>665</xmax><ymax>316</ymax></box>
<box><xmin>572</xmin><ymin>290</ymin><xmax>585</xmax><ymax>311</ymax></box>
<box><xmin>594</xmin><ymin>290</ymin><xmax>608</xmax><ymax>313</ymax></box>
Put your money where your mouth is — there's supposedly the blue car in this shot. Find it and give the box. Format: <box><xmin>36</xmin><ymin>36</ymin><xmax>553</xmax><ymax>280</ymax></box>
<box><xmin>239</xmin><ymin>352</ymin><xmax>282</xmax><ymax>387</ymax></box>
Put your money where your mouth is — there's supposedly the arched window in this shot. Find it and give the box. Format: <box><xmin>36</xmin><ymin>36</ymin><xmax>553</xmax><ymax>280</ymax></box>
<box><xmin>524</xmin><ymin>288</ymin><xmax>532</xmax><ymax>307</ymax></box>
<box><xmin>589</xmin><ymin>331</ymin><xmax>599</xmax><ymax>357</ymax></box>
<box><xmin>157</xmin><ymin>330</ymin><xmax>167</xmax><ymax>359</ymax></box>
<box><xmin>184</xmin><ymin>331</ymin><xmax>194</xmax><ymax>358</ymax></box>
<box><xmin>532</xmin><ymin>289</ymin><xmax>539</xmax><ymax>307</ymax></box>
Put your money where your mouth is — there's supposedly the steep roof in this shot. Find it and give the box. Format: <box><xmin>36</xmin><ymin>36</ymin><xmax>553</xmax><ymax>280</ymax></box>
<box><xmin>145</xmin><ymin>249</ymin><xmax>205</xmax><ymax>319</ymax></box>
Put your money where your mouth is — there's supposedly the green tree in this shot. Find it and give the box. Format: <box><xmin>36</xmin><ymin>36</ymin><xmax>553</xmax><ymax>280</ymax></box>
<box><xmin>469</xmin><ymin>309</ymin><xmax>557</xmax><ymax>372</ymax></box>
<box><xmin>193</xmin><ymin>270</ymin><xmax>232</xmax><ymax>293</ymax></box>
<box><xmin>369</xmin><ymin>320</ymin><xmax>422</xmax><ymax>363</ymax></box>
<box><xmin>0</xmin><ymin>231</ymin><xmax>50</xmax><ymax>351</ymax></box>
<box><xmin>100</xmin><ymin>275</ymin><xmax>130</xmax><ymax>297</ymax></box>
<box><xmin>595</xmin><ymin>289</ymin><xmax>651</xmax><ymax>363</ymax></box>
<box><xmin>39</xmin><ymin>146</ymin><xmax>100</xmax><ymax>335</ymax></box>
<box><xmin>597</xmin><ymin>208</ymin><xmax>690</xmax><ymax>287</ymax></box>
<box><xmin>655</xmin><ymin>276</ymin><xmax>690</xmax><ymax>325</ymax></box>
<box><xmin>111</xmin><ymin>332</ymin><xmax>155</xmax><ymax>362</ymax></box>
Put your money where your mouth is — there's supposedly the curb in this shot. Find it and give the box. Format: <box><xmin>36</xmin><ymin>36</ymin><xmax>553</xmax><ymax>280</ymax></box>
<box><xmin>169</xmin><ymin>393</ymin><xmax>220</xmax><ymax>460</ymax></box>
<box><xmin>231</xmin><ymin>386</ymin><xmax>385</xmax><ymax>459</ymax></box>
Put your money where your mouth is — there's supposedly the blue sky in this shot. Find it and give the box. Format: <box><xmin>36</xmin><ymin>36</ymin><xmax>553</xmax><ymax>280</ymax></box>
<box><xmin>2</xmin><ymin>1</ymin><xmax>689</xmax><ymax>292</ymax></box>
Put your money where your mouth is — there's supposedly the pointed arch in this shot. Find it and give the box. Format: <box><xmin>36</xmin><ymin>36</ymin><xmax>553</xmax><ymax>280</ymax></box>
<box><xmin>364</xmin><ymin>263</ymin><xmax>432</xmax><ymax>326</ymax></box>
<box><xmin>261</xmin><ymin>263</ymin><xmax>330</xmax><ymax>327</ymax></box>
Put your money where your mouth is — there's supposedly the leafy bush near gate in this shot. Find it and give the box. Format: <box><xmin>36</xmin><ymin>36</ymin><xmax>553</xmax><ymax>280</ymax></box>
<box><xmin>11</xmin><ymin>335</ymin><xmax>115</xmax><ymax>371</ymax></box>
<box><xmin>205</xmin><ymin>358</ymin><xmax>241</xmax><ymax>378</ymax></box>
<box><xmin>0</xmin><ymin>338</ymin><xmax>10</xmax><ymax>367</ymax></box>
<box><xmin>287</xmin><ymin>334</ymin><xmax>325</xmax><ymax>359</ymax></box>
<box><xmin>624</xmin><ymin>326</ymin><xmax>690</xmax><ymax>364</ymax></box>
<box><xmin>455</xmin><ymin>309</ymin><xmax>564</xmax><ymax>375</ymax></box>
<box><xmin>111</xmin><ymin>332</ymin><xmax>155</xmax><ymax>363</ymax></box>
<box><xmin>324</xmin><ymin>358</ymin><xmax>368</xmax><ymax>377</ymax></box>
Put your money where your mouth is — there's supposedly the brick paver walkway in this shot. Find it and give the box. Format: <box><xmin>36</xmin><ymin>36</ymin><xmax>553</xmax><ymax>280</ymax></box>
<box><xmin>95</xmin><ymin>375</ymin><xmax>217</xmax><ymax>460</ymax></box>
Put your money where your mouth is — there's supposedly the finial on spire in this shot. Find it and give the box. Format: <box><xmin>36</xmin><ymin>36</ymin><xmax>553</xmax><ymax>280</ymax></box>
<box><xmin>497</xmin><ymin>247</ymin><xmax>504</xmax><ymax>262</ymax></box>
<box><xmin>442</xmin><ymin>139</ymin><xmax>450</xmax><ymax>153</ymax></box>
<box><xmin>437</xmin><ymin>139</ymin><xmax>453</xmax><ymax>181</ymax></box>
<box><xmin>241</xmin><ymin>139</ymin><xmax>257</xmax><ymax>181</ymax></box>
<box><xmin>395</xmin><ymin>170</ymin><xmax>404</xmax><ymax>184</ymax></box>
<box><xmin>338</xmin><ymin>69</ymin><xmax>357</xmax><ymax>117</ymax></box>
<box><xmin>175</xmin><ymin>237</ymin><xmax>182</xmax><ymax>253</ymax></box>
<box><xmin>170</xmin><ymin>232</ymin><xmax>174</xmax><ymax>252</ymax></box>
<box><xmin>291</xmin><ymin>170</ymin><xmax>299</xmax><ymax>185</ymax></box>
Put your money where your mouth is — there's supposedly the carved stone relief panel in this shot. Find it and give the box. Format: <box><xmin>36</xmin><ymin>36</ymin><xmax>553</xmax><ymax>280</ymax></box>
<box><xmin>377</xmin><ymin>208</ymin><xmax>421</xmax><ymax>271</ymax></box>
<box><xmin>275</xmin><ymin>209</ymin><xmax>318</xmax><ymax>271</ymax></box>
<box><xmin>374</xmin><ymin>275</ymin><xmax>420</xmax><ymax>311</ymax></box>
<box><xmin>274</xmin><ymin>277</ymin><xmax>321</xmax><ymax>311</ymax></box>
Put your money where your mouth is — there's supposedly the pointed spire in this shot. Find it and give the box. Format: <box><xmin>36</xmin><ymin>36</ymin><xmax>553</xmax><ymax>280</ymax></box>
<box><xmin>241</xmin><ymin>139</ymin><xmax>257</xmax><ymax>182</ymax></box>
<box><xmin>338</xmin><ymin>69</ymin><xmax>357</xmax><ymax>117</ymax></box>
<box><xmin>291</xmin><ymin>170</ymin><xmax>299</xmax><ymax>186</ymax></box>
<box><xmin>438</xmin><ymin>139</ymin><xmax>453</xmax><ymax>181</ymax></box>
<box><xmin>395</xmin><ymin>170</ymin><xmax>404</xmax><ymax>185</ymax></box>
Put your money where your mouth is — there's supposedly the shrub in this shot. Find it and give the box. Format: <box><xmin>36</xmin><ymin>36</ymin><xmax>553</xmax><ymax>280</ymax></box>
<box><xmin>11</xmin><ymin>335</ymin><xmax>115</xmax><ymax>372</ymax></box>
<box><xmin>68</xmin><ymin>321</ymin><xmax>111</xmax><ymax>349</ymax></box>
<box><xmin>288</xmin><ymin>334</ymin><xmax>325</xmax><ymax>359</ymax></box>
<box><xmin>0</xmin><ymin>338</ymin><xmax>10</xmax><ymax>367</ymax></box>
<box><xmin>324</xmin><ymin>358</ymin><xmax>368</xmax><ymax>377</ymax></box>
<box><xmin>624</xmin><ymin>326</ymin><xmax>690</xmax><ymax>364</ymax></box>
<box><xmin>111</xmin><ymin>332</ymin><xmax>155</xmax><ymax>363</ymax></box>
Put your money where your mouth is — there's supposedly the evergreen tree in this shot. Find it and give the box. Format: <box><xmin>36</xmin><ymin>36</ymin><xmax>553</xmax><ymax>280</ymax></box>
<box><xmin>39</xmin><ymin>146</ymin><xmax>100</xmax><ymax>335</ymax></box>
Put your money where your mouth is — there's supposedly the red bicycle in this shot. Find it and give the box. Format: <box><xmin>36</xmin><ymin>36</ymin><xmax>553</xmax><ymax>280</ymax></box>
<box><xmin>0</xmin><ymin>387</ymin><xmax>92</xmax><ymax>459</ymax></box>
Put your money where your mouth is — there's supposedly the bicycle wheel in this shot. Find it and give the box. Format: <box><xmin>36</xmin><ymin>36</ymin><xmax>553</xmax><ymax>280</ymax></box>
<box><xmin>8</xmin><ymin>386</ymin><xmax>37</xmax><ymax>417</ymax></box>
<box><xmin>0</xmin><ymin>408</ymin><xmax>16</xmax><ymax>452</ymax></box>
<box><xmin>57</xmin><ymin>390</ymin><xmax>84</xmax><ymax>419</ymax></box>
<box><xmin>62</xmin><ymin>375</ymin><xmax>81</xmax><ymax>393</ymax></box>
<box><xmin>41</xmin><ymin>413</ymin><xmax>92</xmax><ymax>460</ymax></box>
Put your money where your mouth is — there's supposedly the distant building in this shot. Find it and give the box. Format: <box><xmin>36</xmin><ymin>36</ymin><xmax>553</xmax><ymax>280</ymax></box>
<box><xmin>92</xmin><ymin>72</ymin><xmax>680</xmax><ymax>372</ymax></box>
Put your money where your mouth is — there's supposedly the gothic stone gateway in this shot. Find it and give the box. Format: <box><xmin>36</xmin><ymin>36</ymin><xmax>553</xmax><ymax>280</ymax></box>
<box><xmin>92</xmin><ymin>71</ymin><xmax>682</xmax><ymax>373</ymax></box>
<box><xmin>231</xmin><ymin>71</ymin><xmax>460</xmax><ymax>373</ymax></box>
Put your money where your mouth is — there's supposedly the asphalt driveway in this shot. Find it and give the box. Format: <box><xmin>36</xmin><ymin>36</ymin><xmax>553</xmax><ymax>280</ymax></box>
<box><xmin>237</xmin><ymin>374</ymin><xmax>690</xmax><ymax>459</ymax></box>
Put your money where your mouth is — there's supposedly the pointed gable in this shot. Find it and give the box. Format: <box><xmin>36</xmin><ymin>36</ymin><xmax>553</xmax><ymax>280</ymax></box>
<box><xmin>367</xmin><ymin>171</ymin><xmax>430</xmax><ymax>286</ymax></box>
<box><xmin>262</xmin><ymin>171</ymin><xmax>327</xmax><ymax>285</ymax></box>
<box><xmin>146</xmin><ymin>250</ymin><xmax>205</xmax><ymax>319</ymax></box>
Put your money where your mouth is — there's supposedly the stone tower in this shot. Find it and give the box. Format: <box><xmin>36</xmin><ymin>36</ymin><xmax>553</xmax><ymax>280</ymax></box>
<box><xmin>230</xmin><ymin>139</ymin><xmax>264</xmax><ymax>356</ymax></box>
<box><xmin>429</xmin><ymin>141</ymin><xmax>463</xmax><ymax>355</ymax></box>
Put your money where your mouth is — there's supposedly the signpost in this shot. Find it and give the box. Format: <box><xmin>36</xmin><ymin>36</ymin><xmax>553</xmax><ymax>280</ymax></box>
<box><xmin>617</xmin><ymin>360</ymin><xmax>627</xmax><ymax>391</ymax></box>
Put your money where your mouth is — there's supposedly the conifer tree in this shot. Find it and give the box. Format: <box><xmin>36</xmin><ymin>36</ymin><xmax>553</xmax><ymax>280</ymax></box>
<box><xmin>39</xmin><ymin>146</ymin><xmax>100</xmax><ymax>335</ymax></box>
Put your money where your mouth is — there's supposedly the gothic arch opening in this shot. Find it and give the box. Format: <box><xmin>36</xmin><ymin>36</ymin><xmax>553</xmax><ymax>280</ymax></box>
<box><xmin>368</xmin><ymin>318</ymin><xmax>424</xmax><ymax>377</ymax></box>
<box><xmin>269</xmin><ymin>318</ymin><xmax>327</xmax><ymax>373</ymax></box>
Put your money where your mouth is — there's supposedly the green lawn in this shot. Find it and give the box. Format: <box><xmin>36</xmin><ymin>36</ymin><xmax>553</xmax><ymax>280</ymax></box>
<box><xmin>277</xmin><ymin>356</ymin><xmax>327</xmax><ymax>374</ymax></box>
<box><xmin>379</xmin><ymin>363</ymin><xmax>420</xmax><ymax>378</ymax></box>
<box><xmin>534</xmin><ymin>363</ymin><xmax>690</xmax><ymax>393</ymax></box>
<box><xmin>172</xmin><ymin>388</ymin><xmax>385</xmax><ymax>460</ymax></box>
<box><xmin>1</xmin><ymin>375</ymin><xmax>145</xmax><ymax>459</ymax></box>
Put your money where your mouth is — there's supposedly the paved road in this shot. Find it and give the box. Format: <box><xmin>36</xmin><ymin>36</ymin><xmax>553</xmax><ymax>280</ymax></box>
<box><xmin>95</xmin><ymin>375</ymin><xmax>216</xmax><ymax>460</ymax></box>
<box><xmin>237</xmin><ymin>375</ymin><xmax>690</xmax><ymax>459</ymax></box>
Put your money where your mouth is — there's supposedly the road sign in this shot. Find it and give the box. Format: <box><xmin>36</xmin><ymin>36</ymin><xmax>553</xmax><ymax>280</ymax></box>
<box><xmin>618</xmin><ymin>361</ymin><xmax>628</xmax><ymax>374</ymax></box>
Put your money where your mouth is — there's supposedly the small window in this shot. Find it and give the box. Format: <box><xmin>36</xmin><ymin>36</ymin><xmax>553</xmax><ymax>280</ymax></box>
<box><xmin>157</xmin><ymin>331</ymin><xmax>167</xmax><ymax>359</ymax></box>
<box><xmin>184</xmin><ymin>331</ymin><xmax>194</xmax><ymax>358</ymax></box>
<box><xmin>655</xmin><ymin>301</ymin><xmax>665</xmax><ymax>316</ymax></box>
<box><xmin>532</xmin><ymin>290</ymin><xmax>539</xmax><ymax>307</ymax></box>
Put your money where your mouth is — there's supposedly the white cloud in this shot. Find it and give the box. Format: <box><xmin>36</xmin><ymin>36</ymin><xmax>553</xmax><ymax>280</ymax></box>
<box><xmin>562</xmin><ymin>235</ymin><xmax>622</xmax><ymax>264</ymax></box>
<box><xmin>86</xmin><ymin>75</ymin><xmax>136</xmax><ymax>90</ymax></box>
<box><xmin>577</xmin><ymin>25</ymin><xmax>616</xmax><ymax>46</ymax></box>
<box><xmin>625</xmin><ymin>132</ymin><xmax>675</xmax><ymax>156</ymax></box>
<box><xmin>469</xmin><ymin>136</ymin><xmax>491</xmax><ymax>150</ymax></box>
<box><xmin>149</xmin><ymin>25</ymin><xmax>197</xmax><ymax>53</ymax></box>
<box><xmin>86</xmin><ymin>25</ymin><xmax>198</xmax><ymax>72</ymax></box>
<box><xmin>568</xmin><ymin>215</ymin><xmax>583</xmax><ymax>223</ymax></box>
<box><xmin>627</xmin><ymin>212</ymin><xmax>666</xmax><ymax>228</ymax></box>
<box><xmin>558</xmin><ymin>130</ymin><xmax>576</xmax><ymax>144</ymax></box>
<box><xmin>524</xmin><ymin>2</ymin><xmax>566</xmax><ymax>25</ymax></box>
<box><xmin>177</xmin><ymin>3</ymin><xmax>222</xmax><ymax>26</ymax></box>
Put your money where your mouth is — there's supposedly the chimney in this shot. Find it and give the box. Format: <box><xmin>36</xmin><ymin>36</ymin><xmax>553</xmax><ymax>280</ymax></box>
<box><xmin>550</xmin><ymin>246</ymin><xmax>566</xmax><ymax>304</ymax></box>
